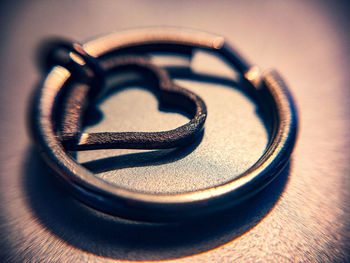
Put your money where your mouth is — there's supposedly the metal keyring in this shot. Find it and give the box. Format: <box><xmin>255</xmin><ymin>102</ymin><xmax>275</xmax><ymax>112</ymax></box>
<box><xmin>30</xmin><ymin>28</ymin><xmax>298</xmax><ymax>222</ymax></box>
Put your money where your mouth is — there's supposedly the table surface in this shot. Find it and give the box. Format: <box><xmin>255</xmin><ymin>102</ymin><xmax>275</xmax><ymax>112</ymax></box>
<box><xmin>0</xmin><ymin>1</ymin><xmax>349</xmax><ymax>262</ymax></box>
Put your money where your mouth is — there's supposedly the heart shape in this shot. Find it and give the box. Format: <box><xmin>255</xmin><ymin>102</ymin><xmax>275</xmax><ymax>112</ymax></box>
<box><xmin>58</xmin><ymin>55</ymin><xmax>207</xmax><ymax>151</ymax></box>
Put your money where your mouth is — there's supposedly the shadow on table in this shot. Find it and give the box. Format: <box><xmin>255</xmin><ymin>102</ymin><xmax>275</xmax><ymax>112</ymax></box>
<box><xmin>23</xmin><ymin>145</ymin><xmax>291</xmax><ymax>261</ymax></box>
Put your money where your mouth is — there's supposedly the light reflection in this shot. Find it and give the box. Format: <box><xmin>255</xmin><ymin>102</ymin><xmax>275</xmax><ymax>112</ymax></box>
<box><xmin>69</xmin><ymin>51</ymin><xmax>86</xmax><ymax>66</ymax></box>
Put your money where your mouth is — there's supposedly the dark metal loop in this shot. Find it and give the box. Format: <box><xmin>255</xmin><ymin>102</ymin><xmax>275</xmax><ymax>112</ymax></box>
<box><xmin>38</xmin><ymin>39</ymin><xmax>105</xmax><ymax>94</ymax></box>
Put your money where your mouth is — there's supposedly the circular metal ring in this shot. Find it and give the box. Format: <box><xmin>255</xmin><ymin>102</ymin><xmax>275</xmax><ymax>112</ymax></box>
<box><xmin>30</xmin><ymin>28</ymin><xmax>298</xmax><ymax>222</ymax></box>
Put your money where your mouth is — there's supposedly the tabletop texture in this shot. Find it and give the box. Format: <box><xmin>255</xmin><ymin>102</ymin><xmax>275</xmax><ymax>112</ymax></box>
<box><xmin>0</xmin><ymin>1</ymin><xmax>349</xmax><ymax>262</ymax></box>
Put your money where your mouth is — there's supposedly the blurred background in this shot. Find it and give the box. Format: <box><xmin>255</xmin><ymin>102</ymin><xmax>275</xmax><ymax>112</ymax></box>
<box><xmin>0</xmin><ymin>1</ymin><xmax>349</xmax><ymax>262</ymax></box>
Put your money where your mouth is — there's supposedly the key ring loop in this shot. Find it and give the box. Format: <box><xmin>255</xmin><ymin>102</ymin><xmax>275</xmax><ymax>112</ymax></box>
<box><xmin>38</xmin><ymin>39</ymin><xmax>105</xmax><ymax>91</ymax></box>
<box><xmin>30</xmin><ymin>28</ymin><xmax>297</xmax><ymax>222</ymax></box>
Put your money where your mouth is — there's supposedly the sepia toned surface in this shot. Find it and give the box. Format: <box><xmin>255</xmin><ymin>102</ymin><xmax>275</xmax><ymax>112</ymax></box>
<box><xmin>0</xmin><ymin>1</ymin><xmax>349</xmax><ymax>262</ymax></box>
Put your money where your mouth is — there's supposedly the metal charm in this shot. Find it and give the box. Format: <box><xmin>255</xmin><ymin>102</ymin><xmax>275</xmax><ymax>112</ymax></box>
<box><xmin>30</xmin><ymin>28</ymin><xmax>298</xmax><ymax>222</ymax></box>
<box><xmin>38</xmin><ymin>40</ymin><xmax>207</xmax><ymax>151</ymax></box>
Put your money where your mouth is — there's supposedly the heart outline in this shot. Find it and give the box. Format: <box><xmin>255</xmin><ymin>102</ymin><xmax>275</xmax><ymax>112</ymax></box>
<box><xmin>59</xmin><ymin>56</ymin><xmax>207</xmax><ymax>150</ymax></box>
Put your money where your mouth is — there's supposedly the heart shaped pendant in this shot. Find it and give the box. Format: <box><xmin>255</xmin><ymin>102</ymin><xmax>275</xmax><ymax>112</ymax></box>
<box><xmin>37</xmin><ymin>40</ymin><xmax>207</xmax><ymax>151</ymax></box>
<box><xmin>58</xmin><ymin>55</ymin><xmax>207</xmax><ymax>151</ymax></box>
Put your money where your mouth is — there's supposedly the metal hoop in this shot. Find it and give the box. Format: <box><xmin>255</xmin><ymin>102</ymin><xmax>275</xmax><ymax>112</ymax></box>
<box><xmin>30</xmin><ymin>28</ymin><xmax>298</xmax><ymax>222</ymax></box>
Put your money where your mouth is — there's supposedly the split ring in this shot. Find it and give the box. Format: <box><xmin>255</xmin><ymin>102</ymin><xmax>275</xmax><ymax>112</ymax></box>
<box><xmin>30</xmin><ymin>28</ymin><xmax>298</xmax><ymax>222</ymax></box>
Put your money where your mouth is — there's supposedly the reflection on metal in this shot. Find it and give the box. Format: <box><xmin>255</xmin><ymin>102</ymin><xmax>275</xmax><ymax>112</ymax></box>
<box><xmin>244</xmin><ymin>65</ymin><xmax>262</xmax><ymax>89</ymax></box>
<box><xmin>30</xmin><ymin>28</ymin><xmax>298</xmax><ymax>222</ymax></box>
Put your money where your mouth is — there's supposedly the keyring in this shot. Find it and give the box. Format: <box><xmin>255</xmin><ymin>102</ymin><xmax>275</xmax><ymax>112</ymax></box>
<box><xmin>30</xmin><ymin>28</ymin><xmax>298</xmax><ymax>222</ymax></box>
